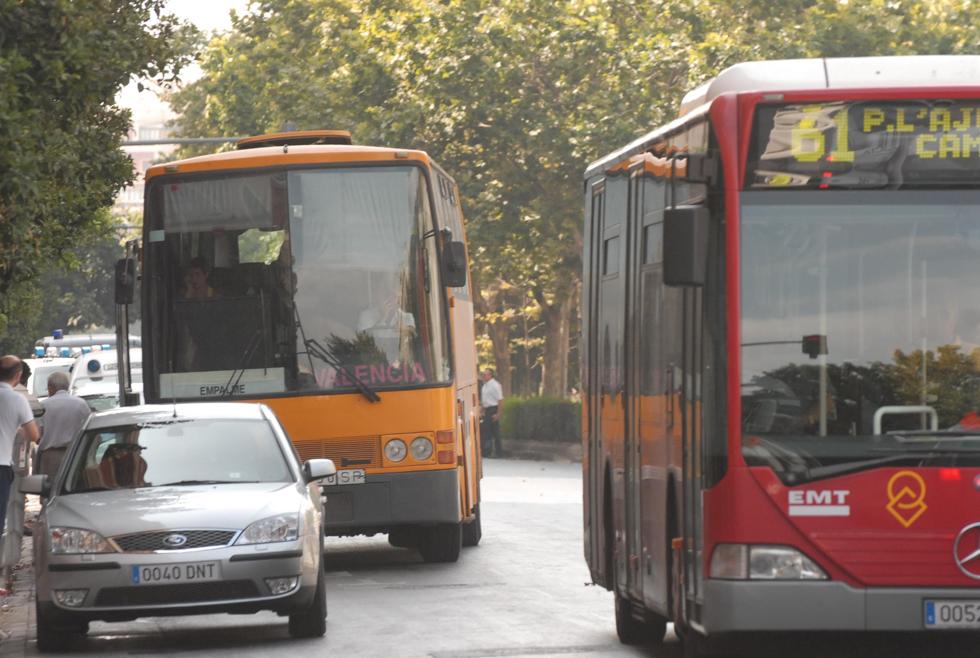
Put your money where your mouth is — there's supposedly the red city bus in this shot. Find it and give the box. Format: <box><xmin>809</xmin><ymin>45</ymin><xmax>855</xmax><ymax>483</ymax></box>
<box><xmin>582</xmin><ymin>55</ymin><xmax>980</xmax><ymax>654</ymax></box>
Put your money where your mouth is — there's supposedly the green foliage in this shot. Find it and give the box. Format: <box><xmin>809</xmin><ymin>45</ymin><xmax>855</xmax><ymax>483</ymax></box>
<box><xmin>169</xmin><ymin>0</ymin><xmax>980</xmax><ymax>397</ymax></box>
<box><xmin>500</xmin><ymin>396</ymin><xmax>581</xmax><ymax>442</ymax></box>
<box><xmin>0</xmin><ymin>0</ymin><xmax>197</xmax><ymax>344</ymax></box>
<box><xmin>0</xmin><ymin>211</ymin><xmax>130</xmax><ymax>355</ymax></box>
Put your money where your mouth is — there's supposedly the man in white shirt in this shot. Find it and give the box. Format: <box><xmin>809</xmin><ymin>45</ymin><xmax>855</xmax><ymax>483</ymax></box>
<box><xmin>480</xmin><ymin>368</ymin><xmax>504</xmax><ymax>457</ymax></box>
<box><xmin>37</xmin><ymin>371</ymin><xmax>91</xmax><ymax>478</ymax></box>
<box><xmin>0</xmin><ymin>356</ymin><xmax>39</xmax><ymax>535</ymax></box>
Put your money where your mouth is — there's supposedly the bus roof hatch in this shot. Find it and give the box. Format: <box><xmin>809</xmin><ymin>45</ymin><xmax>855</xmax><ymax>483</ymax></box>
<box><xmin>236</xmin><ymin>130</ymin><xmax>353</xmax><ymax>149</ymax></box>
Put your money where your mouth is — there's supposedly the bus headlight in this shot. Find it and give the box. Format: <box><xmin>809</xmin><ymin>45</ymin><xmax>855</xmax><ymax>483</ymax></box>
<box><xmin>710</xmin><ymin>544</ymin><xmax>826</xmax><ymax>580</ymax></box>
<box><xmin>384</xmin><ymin>439</ymin><xmax>407</xmax><ymax>462</ymax></box>
<box><xmin>410</xmin><ymin>437</ymin><xmax>433</xmax><ymax>461</ymax></box>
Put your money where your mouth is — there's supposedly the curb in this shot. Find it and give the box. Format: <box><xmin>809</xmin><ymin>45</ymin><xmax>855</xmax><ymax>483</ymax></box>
<box><xmin>0</xmin><ymin>537</ymin><xmax>33</xmax><ymax>656</ymax></box>
<box><xmin>498</xmin><ymin>438</ymin><xmax>581</xmax><ymax>463</ymax></box>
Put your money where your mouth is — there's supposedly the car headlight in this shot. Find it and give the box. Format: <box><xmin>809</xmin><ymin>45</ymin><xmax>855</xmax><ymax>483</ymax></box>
<box><xmin>410</xmin><ymin>436</ymin><xmax>433</xmax><ymax>461</ymax></box>
<box><xmin>236</xmin><ymin>514</ymin><xmax>299</xmax><ymax>545</ymax></box>
<box><xmin>49</xmin><ymin>528</ymin><xmax>115</xmax><ymax>554</ymax></box>
<box><xmin>384</xmin><ymin>438</ymin><xmax>407</xmax><ymax>462</ymax></box>
<box><xmin>710</xmin><ymin>544</ymin><xmax>827</xmax><ymax>580</ymax></box>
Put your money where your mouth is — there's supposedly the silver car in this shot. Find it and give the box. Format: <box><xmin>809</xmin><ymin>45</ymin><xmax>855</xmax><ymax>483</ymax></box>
<box><xmin>22</xmin><ymin>402</ymin><xmax>336</xmax><ymax>652</ymax></box>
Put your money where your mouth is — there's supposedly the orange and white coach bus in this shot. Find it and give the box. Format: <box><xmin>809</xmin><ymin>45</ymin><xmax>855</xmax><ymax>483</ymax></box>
<box><xmin>582</xmin><ymin>56</ymin><xmax>980</xmax><ymax>654</ymax></box>
<box><xmin>125</xmin><ymin>130</ymin><xmax>482</xmax><ymax>562</ymax></box>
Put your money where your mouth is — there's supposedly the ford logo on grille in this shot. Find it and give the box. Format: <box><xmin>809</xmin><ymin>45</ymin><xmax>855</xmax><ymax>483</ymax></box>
<box><xmin>162</xmin><ymin>533</ymin><xmax>188</xmax><ymax>548</ymax></box>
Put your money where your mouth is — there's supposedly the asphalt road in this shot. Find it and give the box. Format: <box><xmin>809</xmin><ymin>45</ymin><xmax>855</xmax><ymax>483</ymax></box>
<box><xmin>13</xmin><ymin>459</ymin><xmax>980</xmax><ymax>657</ymax></box>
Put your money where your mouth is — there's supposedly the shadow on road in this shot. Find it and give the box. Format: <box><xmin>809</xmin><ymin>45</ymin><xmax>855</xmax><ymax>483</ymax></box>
<box><xmin>638</xmin><ymin>632</ymin><xmax>980</xmax><ymax>658</ymax></box>
<box><xmin>322</xmin><ymin>536</ymin><xmax>428</xmax><ymax>572</ymax></box>
<box><xmin>60</xmin><ymin>619</ymin><xmax>316</xmax><ymax>655</ymax></box>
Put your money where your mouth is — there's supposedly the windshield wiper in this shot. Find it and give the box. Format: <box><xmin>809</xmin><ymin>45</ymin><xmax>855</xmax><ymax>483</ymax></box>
<box><xmin>156</xmin><ymin>479</ymin><xmax>254</xmax><ymax>486</ymax></box>
<box><xmin>888</xmin><ymin>430</ymin><xmax>980</xmax><ymax>441</ymax></box>
<box><xmin>304</xmin><ymin>338</ymin><xmax>381</xmax><ymax>403</ymax></box>
<box><xmin>222</xmin><ymin>328</ymin><xmax>264</xmax><ymax>399</ymax></box>
<box><xmin>292</xmin><ymin>305</ymin><xmax>380</xmax><ymax>403</ymax></box>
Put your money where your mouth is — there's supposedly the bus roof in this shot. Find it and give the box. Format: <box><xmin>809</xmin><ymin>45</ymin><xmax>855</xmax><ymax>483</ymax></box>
<box><xmin>145</xmin><ymin>144</ymin><xmax>433</xmax><ymax>181</ymax></box>
<box><xmin>680</xmin><ymin>55</ymin><xmax>980</xmax><ymax>116</ymax></box>
<box><xmin>587</xmin><ymin>55</ymin><xmax>980</xmax><ymax>180</ymax></box>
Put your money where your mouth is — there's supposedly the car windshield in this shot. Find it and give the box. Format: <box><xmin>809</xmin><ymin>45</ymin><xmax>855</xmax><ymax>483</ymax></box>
<box><xmin>741</xmin><ymin>190</ymin><xmax>980</xmax><ymax>483</ymax></box>
<box><xmin>62</xmin><ymin>418</ymin><xmax>292</xmax><ymax>493</ymax></box>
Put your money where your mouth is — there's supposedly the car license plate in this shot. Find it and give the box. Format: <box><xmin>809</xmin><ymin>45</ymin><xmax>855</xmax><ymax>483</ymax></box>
<box><xmin>131</xmin><ymin>562</ymin><xmax>221</xmax><ymax>585</ymax></box>
<box><xmin>321</xmin><ymin>469</ymin><xmax>366</xmax><ymax>486</ymax></box>
<box><xmin>925</xmin><ymin>600</ymin><xmax>980</xmax><ymax>628</ymax></box>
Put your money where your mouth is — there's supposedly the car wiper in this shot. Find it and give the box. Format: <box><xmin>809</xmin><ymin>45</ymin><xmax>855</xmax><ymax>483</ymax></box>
<box><xmin>888</xmin><ymin>430</ymin><xmax>980</xmax><ymax>440</ymax></box>
<box><xmin>304</xmin><ymin>338</ymin><xmax>381</xmax><ymax>403</ymax></box>
<box><xmin>64</xmin><ymin>486</ymin><xmax>113</xmax><ymax>495</ymax></box>
<box><xmin>156</xmin><ymin>479</ymin><xmax>253</xmax><ymax>486</ymax></box>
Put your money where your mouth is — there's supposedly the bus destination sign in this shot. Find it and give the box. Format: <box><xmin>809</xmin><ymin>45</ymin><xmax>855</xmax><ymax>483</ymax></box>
<box><xmin>750</xmin><ymin>101</ymin><xmax>980</xmax><ymax>189</ymax></box>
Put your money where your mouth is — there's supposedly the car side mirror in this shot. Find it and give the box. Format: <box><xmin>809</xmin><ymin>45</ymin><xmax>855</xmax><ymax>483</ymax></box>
<box><xmin>663</xmin><ymin>205</ymin><xmax>709</xmax><ymax>287</ymax></box>
<box><xmin>21</xmin><ymin>474</ymin><xmax>50</xmax><ymax>498</ymax></box>
<box><xmin>441</xmin><ymin>240</ymin><xmax>468</xmax><ymax>288</ymax></box>
<box><xmin>303</xmin><ymin>458</ymin><xmax>337</xmax><ymax>482</ymax></box>
<box><xmin>114</xmin><ymin>258</ymin><xmax>136</xmax><ymax>305</ymax></box>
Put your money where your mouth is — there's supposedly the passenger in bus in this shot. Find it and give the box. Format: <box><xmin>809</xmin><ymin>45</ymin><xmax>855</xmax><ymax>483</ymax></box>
<box><xmin>182</xmin><ymin>257</ymin><xmax>217</xmax><ymax>300</ymax></box>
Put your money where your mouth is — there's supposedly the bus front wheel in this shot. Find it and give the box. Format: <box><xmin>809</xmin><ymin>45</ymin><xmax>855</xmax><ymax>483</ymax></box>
<box><xmin>419</xmin><ymin>523</ymin><xmax>462</xmax><ymax>563</ymax></box>
<box><xmin>615</xmin><ymin>592</ymin><xmax>667</xmax><ymax>646</ymax></box>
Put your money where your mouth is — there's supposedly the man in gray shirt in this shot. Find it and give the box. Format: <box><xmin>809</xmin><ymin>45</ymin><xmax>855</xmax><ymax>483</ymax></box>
<box><xmin>0</xmin><ymin>356</ymin><xmax>39</xmax><ymax>535</ymax></box>
<box><xmin>37</xmin><ymin>371</ymin><xmax>90</xmax><ymax>478</ymax></box>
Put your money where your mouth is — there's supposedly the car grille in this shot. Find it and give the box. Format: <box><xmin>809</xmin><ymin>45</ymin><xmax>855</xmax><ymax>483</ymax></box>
<box><xmin>112</xmin><ymin>530</ymin><xmax>236</xmax><ymax>552</ymax></box>
<box><xmin>95</xmin><ymin>580</ymin><xmax>259</xmax><ymax>607</ymax></box>
<box><xmin>295</xmin><ymin>436</ymin><xmax>380</xmax><ymax>468</ymax></box>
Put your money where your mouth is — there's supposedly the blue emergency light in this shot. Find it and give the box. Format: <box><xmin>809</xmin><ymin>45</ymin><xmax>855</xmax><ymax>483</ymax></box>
<box><xmin>52</xmin><ymin>329</ymin><xmax>63</xmax><ymax>339</ymax></box>
<box><xmin>59</xmin><ymin>348</ymin><xmax>70</xmax><ymax>358</ymax></box>
<box><xmin>34</xmin><ymin>347</ymin><xmax>44</xmax><ymax>358</ymax></box>
<box><xmin>87</xmin><ymin>360</ymin><xmax>101</xmax><ymax>373</ymax></box>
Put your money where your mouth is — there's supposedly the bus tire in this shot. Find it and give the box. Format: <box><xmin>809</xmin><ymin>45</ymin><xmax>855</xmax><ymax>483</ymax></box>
<box><xmin>462</xmin><ymin>504</ymin><xmax>482</xmax><ymax>547</ymax></box>
<box><xmin>614</xmin><ymin>592</ymin><xmax>666</xmax><ymax>646</ymax></box>
<box><xmin>419</xmin><ymin>523</ymin><xmax>461</xmax><ymax>563</ymax></box>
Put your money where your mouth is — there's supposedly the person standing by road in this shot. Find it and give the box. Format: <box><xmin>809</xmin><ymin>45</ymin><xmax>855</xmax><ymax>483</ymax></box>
<box><xmin>480</xmin><ymin>368</ymin><xmax>504</xmax><ymax>458</ymax></box>
<box><xmin>36</xmin><ymin>371</ymin><xmax>90</xmax><ymax>478</ymax></box>
<box><xmin>0</xmin><ymin>356</ymin><xmax>39</xmax><ymax>536</ymax></box>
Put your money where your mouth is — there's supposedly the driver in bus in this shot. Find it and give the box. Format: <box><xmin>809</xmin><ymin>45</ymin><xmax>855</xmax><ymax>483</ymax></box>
<box><xmin>182</xmin><ymin>257</ymin><xmax>217</xmax><ymax>300</ymax></box>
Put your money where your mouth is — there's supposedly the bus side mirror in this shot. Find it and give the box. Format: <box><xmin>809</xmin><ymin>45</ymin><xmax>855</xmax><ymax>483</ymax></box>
<box><xmin>664</xmin><ymin>205</ymin><xmax>708</xmax><ymax>287</ymax></box>
<box><xmin>114</xmin><ymin>258</ymin><xmax>136</xmax><ymax>305</ymax></box>
<box><xmin>442</xmin><ymin>240</ymin><xmax>468</xmax><ymax>288</ymax></box>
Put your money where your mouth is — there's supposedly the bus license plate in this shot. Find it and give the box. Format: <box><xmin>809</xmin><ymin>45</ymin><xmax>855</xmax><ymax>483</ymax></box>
<box><xmin>131</xmin><ymin>561</ymin><xmax>221</xmax><ymax>585</ymax></box>
<box><xmin>322</xmin><ymin>469</ymin><xmax>366</xmax><ymax>486</ymax></box>
<box><xmin>925</xmin><ymin>600</ymin><xmax>980</xmax><ymax>628</ymax></box>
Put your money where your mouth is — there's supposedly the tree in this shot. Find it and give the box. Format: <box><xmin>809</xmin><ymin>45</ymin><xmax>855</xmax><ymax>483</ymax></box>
<box><xmin>0</xmin><ymin>0</ymin><xmax>197</xmax><ymax>341</ymax></box>
<box><xmin>169</xmin><ymin>0</ymin><xmax>980</xmax><ymax>397</ymax></box>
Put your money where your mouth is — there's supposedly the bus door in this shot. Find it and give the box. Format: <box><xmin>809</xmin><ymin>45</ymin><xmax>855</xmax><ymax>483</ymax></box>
<box><xmin>679</xmin><ymin>285</ymin><xmax>705</xmax><ymax>626</ymax></box>
<box><xmin>623</xmin><ymin>169</ymin><xmax>644</xmax><ymax>598</ymax></box>
<box><xmin>585</xmin><ymin>181</ymin><xmax>605</xmax><ymax>582</ymax></box>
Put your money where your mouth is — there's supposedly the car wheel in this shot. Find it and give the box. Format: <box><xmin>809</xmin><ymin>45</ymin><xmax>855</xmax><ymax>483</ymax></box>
<box><xmin>288</xmin><ymin>567</ymin><xmax>327</xmax><ymax>639</ymax></box>
<box><xmin>418</xmin><ymin>523</ymin><xmax>461</xmax><ymax>563</ymax></box>
<box><xmin>462</xmin><ymin>504</ymin><xmax>482</xmax><ymax>547</ymax></box>
<box><xmin>36</xmin><ymin>601</ymin><xmax>86</xmax><ymax>653</ymax></box>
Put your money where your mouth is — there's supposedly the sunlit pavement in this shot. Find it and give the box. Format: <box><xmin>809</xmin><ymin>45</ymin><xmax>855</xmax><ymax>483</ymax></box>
<box><xmin>3</xmin><ymin>460</ymin><xmax>979</xmax><ymax>657</ymax></box>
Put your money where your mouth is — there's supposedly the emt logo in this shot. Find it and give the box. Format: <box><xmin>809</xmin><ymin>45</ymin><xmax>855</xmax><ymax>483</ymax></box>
<box><xmin>788</xmin><ymin>489</ymin><xmax>851</xmax><ymax>517</ymax></box>
<box><xmin>886</xmin><ymin>470</ymin><xmax>928</xmax><ymax>528</ymax></box>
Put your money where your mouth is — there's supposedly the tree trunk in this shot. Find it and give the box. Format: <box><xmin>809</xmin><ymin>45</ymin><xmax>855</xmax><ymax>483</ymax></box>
<box><xmin>471</xmin><ymin>273</ymin><xmax>514</xmax><ymax>396</ymax></box>
<box><xmin>538</xmin><ymin>290</ymin><xmax>572</xmax><ymax>398</ymax></box>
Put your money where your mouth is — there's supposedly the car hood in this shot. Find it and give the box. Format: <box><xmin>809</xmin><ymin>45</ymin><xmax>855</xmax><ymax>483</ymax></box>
<box><xmin>46</xmin><ymin>482</ymin><xmax>303</xmax><ymax>537</ymax></box>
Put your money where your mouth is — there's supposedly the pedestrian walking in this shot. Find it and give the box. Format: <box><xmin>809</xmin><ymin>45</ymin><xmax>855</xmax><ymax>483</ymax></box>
<box><xmin>480</xmin><ymin>368</ymin><xmax>504</xmax><ymax>458</ymax></box>
<box><xmin>36</xmin><ymin>371</ymin><xmax>90</xmax><ymax>478</ymax></box>
<box><xmin>0</xmin><ymin>356</ymin><xmax>39</xmax><ymax>536</ymax></box>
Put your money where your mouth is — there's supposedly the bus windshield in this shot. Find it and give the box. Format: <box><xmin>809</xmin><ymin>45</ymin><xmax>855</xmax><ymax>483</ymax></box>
<box><xmin>145</xmin><ymin>165</ymin><xmax>451</xmax><ymax>399</ymax></box>
<box><xmin>741</xmin><ymin>190</ymin><xmax>980</xmax><ymax>481</ymax></box>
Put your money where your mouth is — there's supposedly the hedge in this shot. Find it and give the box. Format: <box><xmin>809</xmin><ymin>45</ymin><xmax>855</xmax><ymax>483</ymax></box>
<box><xmin>499</xmin><ymin>396</ymin><xmax>581</xmax><ymax>443</ymax></box>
